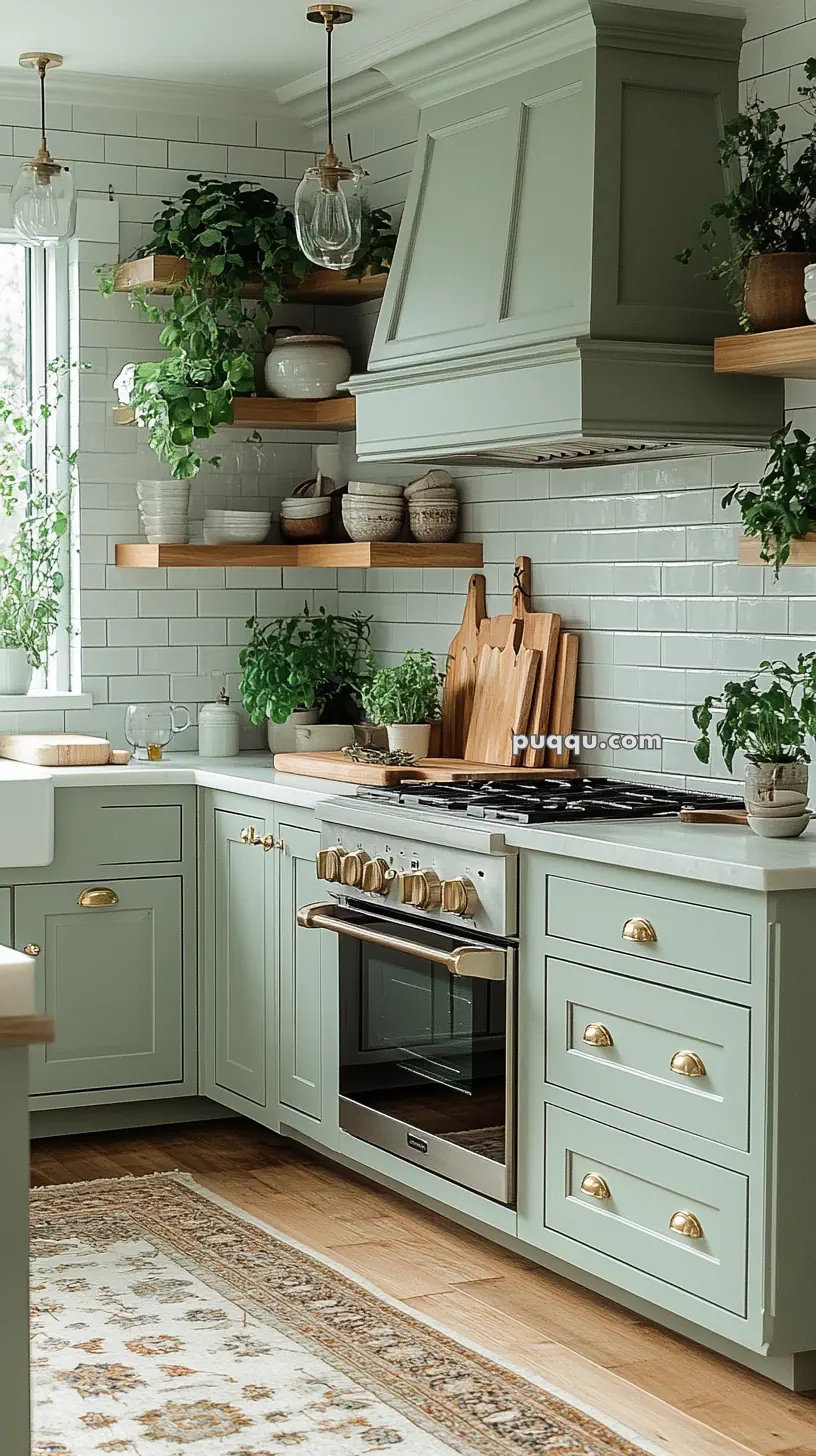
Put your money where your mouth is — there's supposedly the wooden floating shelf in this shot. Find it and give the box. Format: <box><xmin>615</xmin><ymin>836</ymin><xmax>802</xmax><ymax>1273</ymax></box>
<box><xmin>113</xmin><ymin>254</ymin><xmax>388</xmax><ymax>306</ymax></box>
<box><xmin>112</xmin><ymin>394</ymin><xmax>356</xmax><ymax>432</ymax></box>
<box><xmin>715</xmin><ymin>326</ymin><xmax>816</xmax><ymax>379</ymax></box>
<box><xmin>739</xmin><ymin>533</ymin><xmax>816</xmax><ymax>566</ymax></box>
<box><xmin>114</xmin><ymin>541</ymin><xmax>484</xmax><ymax>569</ymax></box>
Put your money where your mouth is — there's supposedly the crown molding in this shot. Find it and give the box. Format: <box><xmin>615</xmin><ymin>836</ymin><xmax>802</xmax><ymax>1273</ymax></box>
<box><xmin>0</xmin><ymin>65</ymin><xmax>300</xmax><ymax>124</ymax></box>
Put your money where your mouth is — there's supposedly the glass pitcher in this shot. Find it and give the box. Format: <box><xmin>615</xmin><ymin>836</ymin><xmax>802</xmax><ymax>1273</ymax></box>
<box><xmin>124</xmin><ymin>703</ymin><xmax>191</xmax><ymax>761</ymax></box>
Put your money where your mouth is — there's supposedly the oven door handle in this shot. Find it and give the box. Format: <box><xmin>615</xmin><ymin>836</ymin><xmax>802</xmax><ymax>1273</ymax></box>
<box><xmin>296</xmin><ymin>902</ymin><xmax>507</xmax><ymax>982</ymax></box>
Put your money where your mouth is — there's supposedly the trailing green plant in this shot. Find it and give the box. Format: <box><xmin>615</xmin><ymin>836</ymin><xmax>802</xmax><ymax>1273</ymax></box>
<box><xmin>361</xmin><ymin>649</ymin><xmax>442</xmax><ymax>726</ymax></box>
<box><xmin>239</xmin><ymin>604</ymin><xmax>373</xmax><ymax>725</ymax></box>
<box><xmin>0</xmin><ymin>362</ymin><xmax>75</xmax><ymax>667</ymax></box>
<box><xmin>99</xmin><ymin>175</ymin><xmax>397</xmax><ymax>478</ymax></box>
<box><xmin>722</xmin><ymin>423</ymin><xmax>816</xmax><ymax>577</ymax></box>
<box><xmin>677</xmin><ymin>60</ymin><xmax>816</xmax><ymax>325</ymax></box>
<box><xmin>693</xmin><ymin>654</ymin><xmax>816</xmax><ymax>770</ymax></box>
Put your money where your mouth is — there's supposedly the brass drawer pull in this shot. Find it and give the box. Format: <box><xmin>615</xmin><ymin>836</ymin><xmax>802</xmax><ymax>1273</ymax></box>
<box><xmin>77</xmin><ymin>886</ymin><xmax>119</xmax><ymax>909</ymax></box>
<box><xmin>670</xmin><ymin>1049</ymin><xmax>706</xmax><ymax>1078</ymax></box>
<box><xmin>241</xmin><ymin>827</ymin><xmax>281</xmax><ymax>851</ymax></box>
<box><xmin>669</xmin><ymin>1210</ymin><xmax>703</xmax><ymax>1239</ymax></box>
<box><xmin>583</xmin><ymin>1022</ymin><xmax>613</xmax><ymax>1047</ymax></box>
<box><xmin>580</xmin><ymin>1172</ymin><xmax>611</xmax><ymax>1200</ymax></box>
<box><xmin>622</xmin><ymin>916</ymin><xmax>657</xmax><ymax>943</ymax></box>
<box><xmin>23</xmin><ymin>943</ymin><xmax>41</xmax><ymax>957</ymax></box>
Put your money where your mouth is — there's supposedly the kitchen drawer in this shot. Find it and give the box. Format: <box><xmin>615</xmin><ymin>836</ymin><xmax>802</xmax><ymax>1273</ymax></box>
<box><xmin>546</xmin><ymin>958</ymin><xmax>750</xmax><ymax>1150</ymax></box>
<box><xmin>53</xmin><ymin>790</ymin><xmax>182</xmax><ymax>870</ymax></box>
<box><xmin>545</xmin><ymin>1107</ymin><xmax>747</xmax><ymax>1315</ymax></box>
<box><xmin>546</xmin><ymin>875</ymin><xmax>750</xmax><ymax>982</ymax></box>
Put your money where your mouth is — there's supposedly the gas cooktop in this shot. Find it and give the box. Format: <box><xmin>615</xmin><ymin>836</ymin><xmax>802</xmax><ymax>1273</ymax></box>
<box><xmin>355</xmin><ymin>776</ymin><xmax>744</xmax><ymax>826</ymax></box>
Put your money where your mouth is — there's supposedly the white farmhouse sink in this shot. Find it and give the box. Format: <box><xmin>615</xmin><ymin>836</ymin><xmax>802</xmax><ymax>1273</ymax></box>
<box><xmin>0</xmin><ymin>762</ymin><xmax>54</xmax><ymax>867</ymax></box>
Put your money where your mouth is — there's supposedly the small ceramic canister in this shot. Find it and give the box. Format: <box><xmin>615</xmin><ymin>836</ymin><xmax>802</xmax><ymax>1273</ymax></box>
<box><xmin>264</xmin><ymin>332</ymin><xmax>352</xmax><ymax>399</ymax></box>
<box><xmin>198</xmin><ymin>688</ymin><xmax>241</xmax><ymax>758</ymax></box>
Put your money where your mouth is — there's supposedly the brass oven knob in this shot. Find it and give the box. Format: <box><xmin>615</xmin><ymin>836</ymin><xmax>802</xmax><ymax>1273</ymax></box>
<box><xmin>622</xmin><ymin>916</ymin><xmax>657</xmax><ymax>943</ymax></box>
<box><xmin>340</xmin><ymin>850</ymin><xmax>370</xmax><ymax>888</ymax></box>
<box><xmin>669</xmin><ymin>1210</ymin><xmax>703</xmax><ymax>1240</ymax></box>
<box><xmin>583</xmin><ymin>1023</ymin><xmax>613</xmax><ymax>1047</ymax></box>
<box><xmin>316</xmin><ymin>847</ymin><xmax>344</xmax><ymax>883</ymax></box>
<box><xmin>670</xmin><ymin>1049</ymin><xmax>706</xmax><ymax>1078</ymax></box>
<box><xmin>580</xmin><ymin>1172</ymin><xmax>611</xmax><ymax>1200</ymax></box>
<box><xmin>361</xmin><ymin>856</ymin><xmax>394</xmax><ymax>895</ymax></box>
<box><xmin>399</xmin><ymin>869</ymin><xmax>442</xmax><ymax>911</ymax></box>
<box><xmin>441</xmin><ymin>876</ymin><xmax>479</xmax><ymax>917</ymax></box>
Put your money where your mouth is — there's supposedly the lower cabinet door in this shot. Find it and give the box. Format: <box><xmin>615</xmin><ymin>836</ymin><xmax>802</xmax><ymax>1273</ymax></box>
<box><xmin>17</xmin><ymin>878</ymin><xmax>183</xmax><ymax>1095</ymax></box>
<box><xmin>0</xmin><ymin>887</ymin><xmax>10</xmax><ymax>946</ymax></box>
<box><xmin>278</xmin><ymin>821</ymin><xmax>323</xmax><ymax>1120</ymax></box>
<box><xmin>212</xmin><ymin>807</ymin><xmax>271</xmax><ymax>1107</ymax></box>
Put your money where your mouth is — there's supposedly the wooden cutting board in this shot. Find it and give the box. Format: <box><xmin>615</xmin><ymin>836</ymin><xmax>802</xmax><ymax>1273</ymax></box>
<box><xmin>441</xmin><ymin>573</ymin><xmax>486</xmax><ymax>757</ymax></box>
<box><xmin>544</xmin><ymin>633</ymin><xmax>579</xmax><ymax>770</ymax></box>
<box><xmin>0</xmin><ymin>734</ymin><xmax>119</xmax><ymax>767</ymax></box>
<box><xmin>273</xmin><ymin>751</ymin><xmax>576</xmax><ymax>783</ymax></box>
<box><xmin>477</xmin><ymin>557</ymin><xmax>561</xmax><ymax>767</ymax></box>
<box><xmin>464</xmin><ymin>630</ymin><xmax>541</xmax><ymax>766</ymax></box>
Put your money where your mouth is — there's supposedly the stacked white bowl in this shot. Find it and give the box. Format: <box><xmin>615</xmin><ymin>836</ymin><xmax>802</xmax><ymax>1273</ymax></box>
<box><xmin>342</xmin><ymin>480</ymin><xmax>405</xmax><ymax>542</ymax></box>
<box><xmin>137</xmin><ymin>480</ymin><xmax>191</xmax><ymax>544</ymax></box>
<box><xmin>279</xmin><ymin>496</ymin><xmax>331</xmax><ymax>541</ymax></box>
<box><xmin>405</xmin><ymin>469</ymin><xmax>459</xmax><ymax>542</ymax></box>
<box><xmin>203</xmin><ymin>509</ymin><xmax>272</xmax><ymax>545</ymax></box>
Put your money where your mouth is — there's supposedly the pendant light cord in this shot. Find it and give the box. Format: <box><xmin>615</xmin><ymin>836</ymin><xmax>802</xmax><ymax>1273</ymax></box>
<box><xmin>325</xmin><ymin>20</ymin><xmax>334</xmax><ymax>148</ymax></box>
<box><xmin>38</xmin><ymin>58</ymin><xmax>47</xmax><ymax>147</ymax></box>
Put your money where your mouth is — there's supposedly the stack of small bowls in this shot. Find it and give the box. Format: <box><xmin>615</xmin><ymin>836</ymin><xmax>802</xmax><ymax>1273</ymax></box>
<box><xmin>203</xmin><ymin>509</ymin><xmax>272</xmax><ymax>545</ymax></box>
<box><xmin>745</xmin><ymin>763</ymin><xmax>811</xmax><ymax>838</ymax></box>
<box><xmin>405</xmin><ymin>470</ymin><xmax>459</xmax><ymax>542</ymax></box>
<box><xmin>280</xmin><ymin>496</ymin><xmax>331</xmax><ymax>541</ymax></box>
<box><xmin>137</xmin><ymin>480</ymin><xmax>191</xmax><ymax>544</ymax></box>
<box><xmin>342</xmin><ymin>480</ymin><xmax>405</xmax><ymax>542</ymax></box>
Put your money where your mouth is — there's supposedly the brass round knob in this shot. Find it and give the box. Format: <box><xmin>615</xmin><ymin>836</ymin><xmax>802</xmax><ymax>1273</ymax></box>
<box><xmin>316</xmin><ymin>847</ymin><xmax>344</xmax><ymax>882</ymax></box>
<box><xmin>580</xmin><ymin>1172</ymin><xmax>611</xmax><ymax>1200</ymax></box>
<box><xmin>23</xmin><ymin>943</ymin><xmax>41</xmax><ymax>957</ymax></box>
<box><xmin>669</xmin><ymin>1210</ymin><xmax>703</xmax><ymax>1239</ymax></box>
<box><xmin>441</xmin><ymin>877</ymin><xmax>479</xmax><ymax>917</ymax></box>
<box><xmin>361</xmin><ymin>856</ymin><xmax>393</xmax><ymax>895</ymax></box>
<box><xmin>583</xmin><ymin>1022</ymin><xmax>613</xmax><ymax>1048</ymax></box>
<box><xmin>670</xmin><ymin>1049</ymin><xmax>706</xmax><ymax>1078</ymax></box>
<box><xmin>340</xmin><ymin>850</ymin><xmax>370</xmax><ymax>888</ymax></box>
<box><xmin>622</xmin><ymin>916</ymin><xmax>657</xmax><ymax>943</ymax></box>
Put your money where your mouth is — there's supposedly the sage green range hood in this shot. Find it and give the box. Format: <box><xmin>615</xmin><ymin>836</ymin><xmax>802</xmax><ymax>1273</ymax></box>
<box><xmin>347</xmin><ymin>0</ymin><xmax>782</xmax><ymax>467</ymax></box>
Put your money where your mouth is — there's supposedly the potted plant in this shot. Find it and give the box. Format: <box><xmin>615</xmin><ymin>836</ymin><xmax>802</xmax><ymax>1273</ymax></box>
<box><xmin>693</xmin><ymin>655</ymin><xmax>816</xmax><ymax>836</ymax></box>
<box><xmin>722</xmin><ymin>423</ymin><xmax>816</xmax><ymax>576</ymax></box>
<box><xmin>361</xmin><ymin>649</ymin><xmax>442</xmax><ymax>758</ymax></box>
<box><xmin>238</xmin><ymin>605</ymin><xmax>372</xmax><ymax>753</ymax></box>
<box><xmin>678</xmin><ymin>62</ymin><xmax>816</xmax><ymax>331</ymax></box>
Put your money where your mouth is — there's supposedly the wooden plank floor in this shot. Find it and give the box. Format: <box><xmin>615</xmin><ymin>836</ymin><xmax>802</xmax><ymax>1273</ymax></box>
<box><xmin>30</xmin><ymin>1119</ymin><xmax>816</xmax><ymax>1456</ymax></box>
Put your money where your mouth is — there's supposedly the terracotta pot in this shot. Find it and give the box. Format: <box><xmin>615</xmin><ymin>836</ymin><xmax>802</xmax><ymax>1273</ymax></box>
<box><xmin>743</xmin><ymin>253</ymin><xmax>816</xmax><ymax>332</ymax></box>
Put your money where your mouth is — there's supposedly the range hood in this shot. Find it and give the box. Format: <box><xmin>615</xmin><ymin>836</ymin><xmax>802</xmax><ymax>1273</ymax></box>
<box><xmin>348</xmin><ymin>0</ymin><xmax>781</xmax><ymax>467</ymax></box>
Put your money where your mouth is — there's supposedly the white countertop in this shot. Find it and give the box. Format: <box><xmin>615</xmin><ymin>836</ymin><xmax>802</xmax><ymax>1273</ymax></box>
<box><xmin>42</xmin><ymin>751</ymin><xmax>357</xmax><ymax>810</ymax></box>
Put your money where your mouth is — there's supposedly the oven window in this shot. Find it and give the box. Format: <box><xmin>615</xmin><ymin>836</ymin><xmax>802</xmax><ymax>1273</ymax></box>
<box><xmin>339</xmin><ymin>937</ymin><xmax>507</xmax><ymax>1165</ymax></box>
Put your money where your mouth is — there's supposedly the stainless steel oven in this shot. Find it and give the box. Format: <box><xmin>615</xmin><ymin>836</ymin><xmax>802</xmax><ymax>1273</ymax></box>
<box><xmin>298</xmin><ymin>898</ymin><xmax>516</xmax><ymax>1205</ymax></box>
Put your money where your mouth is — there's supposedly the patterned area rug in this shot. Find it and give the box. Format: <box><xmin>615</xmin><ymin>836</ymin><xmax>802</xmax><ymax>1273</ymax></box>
<box><xmin>30</xmin><ymin>1173</ymin><xmax>659</xmax><ymax>1456</ymax></box>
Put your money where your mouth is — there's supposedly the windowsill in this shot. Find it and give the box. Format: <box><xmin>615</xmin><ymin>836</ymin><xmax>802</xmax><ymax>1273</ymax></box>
<box><xmin>0</xmin><ymin>691</ymin><xmax>94</xmax><ymax>713</ymax></box>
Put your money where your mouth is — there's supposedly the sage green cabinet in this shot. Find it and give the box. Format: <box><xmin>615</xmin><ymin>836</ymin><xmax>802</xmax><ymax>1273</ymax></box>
<box><xmin>17</xmin><ymin>878</ymin><xmax>184</xmax><ymax>1096</ymax></box>
<box><xmin>210</xmin><ymin>805</ymin><xmax>273</xmax><ymax>1109</ymax></box>
<box><xmin>0</xmin><ymin>887</ymin><xmax>10</xmax><ymax>946</ymax></box>
<box><xmin>277</xmin><ymin>818</ymin><xmax>323</xmax><ymax>1122</ymax></box>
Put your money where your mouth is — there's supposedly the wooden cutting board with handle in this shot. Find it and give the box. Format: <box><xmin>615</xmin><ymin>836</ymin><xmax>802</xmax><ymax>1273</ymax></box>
<box><xmin>441</xmin><ymin>573</ymin><xmax>486</xmax><ymax>757</ymax></box>
<box><xmin>476</xmin><ymin>558</ymin><xmax>561</xmax><ymax>767</ymax></box>
<box><xmin>543</xmin><ymin>633</ymin><xmax>579</xmax><ymax>770</ymax></box>
<box><xmin>464</xmin><ymin>627</ymin><xmax>541</xmax><ymax>766</ymax></box>
<box><xmin>273</xmin><ymin>751</ymin><xmax>577</xmax><ymax>783</ymax></box>
<box><xmin>0</xmin><ymin>734</ymin><xmax>127</xmax><ymax>767</ymax></box>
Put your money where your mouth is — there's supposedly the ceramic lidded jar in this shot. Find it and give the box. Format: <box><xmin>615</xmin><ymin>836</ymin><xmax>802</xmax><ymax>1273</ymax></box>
<box><xmin>198</xmin><ymin>689</ymin><xmax>241</xmax><ymax>758</ymax></box>
<box><xmin>264</xmin><ymin>333</ymin><xmax>352</xmax><ymax>400</ymax></box>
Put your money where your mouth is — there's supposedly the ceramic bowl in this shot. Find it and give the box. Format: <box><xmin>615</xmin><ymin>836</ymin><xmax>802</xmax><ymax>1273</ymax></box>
<box><xmin>342</xmin><ymin>496</ymin><xmax>404</xmax><ymax>542</ymax></box>
<box><xmin>280</xmin><ymin>497</ymin><xmax>331</xmax><ymax>517</ymax></box>
<box><xmin>408</xmin><ymin>500</ymin><xmax>459</xmax><ymax>542</ymax></box>
<box><xmin>280</xmin><ymin>515</ymin><xmax>330</xmax><ymax>541</ymax></box>
<box><xmin>203</xmin><ymin>527</ymin><xmax>270</xmax><ymax>545</ymax></box>
<box><xmin>405</xmin><ymin>469</ymin><xmax>454</xmax><ymax>499</ymax></box>
<box><xmin>744</xmin><ymin>799</ymin><xmax>810</xmax><ymax>818</ymax></box>
<box><xmin>747</xmin><ymin>812</ymin><xmax>812</xmax><ymax>838</ymax></box>
<box><xmin>145</xmin><ymin>527</ymin><xmax>190</xmax><ymax>544</ymax></box>
<box><xmin>348</xmin><ymin>480</ymin><xmax>404</xmax><ymax>499</ymax></box>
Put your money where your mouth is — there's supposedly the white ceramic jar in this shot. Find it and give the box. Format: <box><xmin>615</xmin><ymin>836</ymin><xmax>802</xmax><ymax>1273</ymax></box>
<box><xmin>264</xmin><ymin>333</ymin><xmax>352</xmax><ymax>400</ymax></box>
<box><xmin>198</xmin><ymin>689</ymin><xmax>241</xmax><ymax>758</ymax></box>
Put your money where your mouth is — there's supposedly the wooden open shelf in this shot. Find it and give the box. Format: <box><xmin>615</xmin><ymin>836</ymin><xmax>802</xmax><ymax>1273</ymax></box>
<box><xmin>113</xmin><ymin>394</ymin><xmax>356</xmax><ymax>432</ymax></box>
<box><xmin>113</xmin><ymin>254</ymin><xmax>388</xmax><ymax>306</ymax></box>
<box><xmin>114</xmin><ymin>541</ymin><xmax>484</xmax><ymax>569</ymax></box>
<box><xmin>715</xmin><ymin>327</ymin><xmax>816</xmax><ymax>379</ymax></box>
<box><xmin>739</xmin><ymin>533</ymin><xmax>816</xmax><ymax>566</ymax></box>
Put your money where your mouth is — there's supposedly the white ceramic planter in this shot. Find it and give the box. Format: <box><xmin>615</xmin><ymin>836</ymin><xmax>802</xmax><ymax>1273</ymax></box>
<box><xmin>264</xmin><ymin>333</ymin><xmax>352</xmax><ymax>400</ymax></box>
<box><xmin>387</xmin><ymin>723</ymin><xmax>431</xmax><ymax>758</ymax></box>
<box><xmin>0</xmin><ymin>649</ymin><xmax>33</xmax><ymax>696</ymax></box>
<box><xmin>744</xmin><ymin>760</ymin><xmax>809</xmax><ymax>810</ymax></box>
<box><xmin>294</xmin><ymin>723</ymin><xmax>355</xmax><ymax>752</ymax></box>
<box><xmin>267</xmin><ymin>707</ymin><xmax>320</xmax><ymax>754</ymax></box>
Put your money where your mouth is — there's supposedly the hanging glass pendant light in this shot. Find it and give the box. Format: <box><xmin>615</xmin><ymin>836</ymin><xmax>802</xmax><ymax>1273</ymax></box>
<box><xmin>11</xmin><ymin>53</ymin><xmax>76</xmax><ymax>247</ymax></box>
<box><xmin>295</xmin><ymin>5</ymin><xmax>363</xmax><ymax>271</ymax></box>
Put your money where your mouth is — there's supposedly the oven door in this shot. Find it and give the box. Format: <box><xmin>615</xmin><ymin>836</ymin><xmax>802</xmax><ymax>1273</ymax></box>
<box><xmin>297</xmin><ymin>900</ymin><xmax>516</xmax><ymax>1205</ymax></box>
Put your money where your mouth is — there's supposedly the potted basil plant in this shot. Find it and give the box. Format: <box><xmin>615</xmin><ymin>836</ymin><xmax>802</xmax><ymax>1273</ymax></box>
<box><xmin>721</xmin><ymin>422</ymin><xmax>816</xmax><ymax>577</ymax></box>
<box><xmin>238</xmin><ymin>605</ymin><xmax>372</xmax><ymax>753</ymax></box>
<box><xmin>361</xmin><ymin>649</ymin><xmax>442</xmax><ymax>758</ymax></box>
<box><xmin>693</xmin><ymin>655</ymin><xmax>816</xmax><ymax>835</ymax></box>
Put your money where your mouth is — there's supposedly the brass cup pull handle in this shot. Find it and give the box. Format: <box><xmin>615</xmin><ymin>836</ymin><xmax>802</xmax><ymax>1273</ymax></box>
<box><xmin>622</xmin><ymin>916</ymin><xmax>657</xmax><ymax>943</ymax></box>
<box><xmin>669</xmin><ymin>1210</ymin><xmax>704</xmax><ymax>1239</ymax></box>
<box><xmin>23</xmin><ymin>943</ymin><xmax>41</xmax><ymax>957</ymax></box>
<box><xmin>580</xmin><ymin>1172</ymin><xmax>611</xmax><ymax>1200</ymax></box>
<box><xmin>670</xmin><ymin>1049</ymin><xmax>706</xmax><ymax>1078</ymax></box>
<box><xmin>241</xmin><ymin>828</ymin><xmax>281</xmax><ymax>852</ymax></box>
<box><xmin>77</xmin><ymin>886</ymin><xmax>119</xmax><ymax>909</ymax></box>
<box><xmin>583</xmin><ymin>1022</ymin><xmax>613</xmax><ymax>1048</ymax></box>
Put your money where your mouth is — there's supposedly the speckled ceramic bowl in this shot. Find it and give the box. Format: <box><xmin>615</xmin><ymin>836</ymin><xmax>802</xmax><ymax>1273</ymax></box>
<box><xmin>342</xmin><ymin>496</ymin><xmax>404</xmax><ymax>542</ymax></box>
<box><xmin>408</xmin><ymin>499</ymin><xmax>459</xmax><ymax>542</ymax></box>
